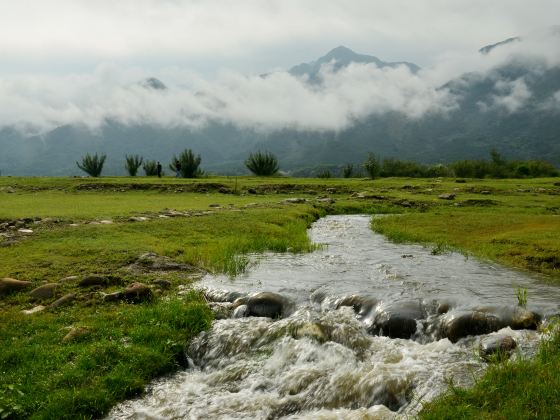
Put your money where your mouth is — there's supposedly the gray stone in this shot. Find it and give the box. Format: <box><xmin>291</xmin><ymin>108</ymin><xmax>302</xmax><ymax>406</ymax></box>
<box><xmin>369</xmin><ymin>300</ymin><xmax>425</xmax><ymax>339</ymax></box>
<box><xmin>29</xmin><ymin>283</ymin><xmax>59</xmax><ymax>300</ymax></box>
<box><xmin>246</xmin><ymin>292</ymin><xmax>293</xmax><ymax>318</ymax></box>
<box><xmin>0</xmin><ymin>278</ymin><xmax>33</xmax><ymax>296</ymax></box>
<box><xmin>479</xmin><ymin>334</ymin><xmax>517</xmax><ymax>361</ymax></box>
<box><xmin>22</xmin><ymin>305</ymin><xmax>46</xmax><ymax>315</ymax></box>
<box><xmin>232</xmin><ymin>304</ymin><xmax>249</xmax><ymax>318</ymax></box>
<box><xmin>438</xmin><ymin>193</ymin><xmax>456</xmax><ymax>200</ymax></box>
<box><xmin>281</xmin><ymin>198</ymin><xmax>307</xmax><ymax>204</ymax></box>
<box><xmin>79</xmin><ymin>275</ymin><xmax>109</xmax><ymax>287</ymax></box>
<box><xmin>440</xmin><ymin>310</ymin><xmax>503</xmax><ymax>343</ymax></box>
<box><xmin>49</xmin><ymin>293</ymin><xmax>77</xmax><ymax>308</ymax></box>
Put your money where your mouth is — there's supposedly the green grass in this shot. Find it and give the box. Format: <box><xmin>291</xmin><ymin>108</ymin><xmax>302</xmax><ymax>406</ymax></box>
<box><xmin>1</xmin><ymin>175</ymin><xmax>559</xmax><ymax>418</ymax></box>
<box><xmin>419</xmin><ymin>328</ymin><xmax>560</xmax><ymax>419</ymax></box>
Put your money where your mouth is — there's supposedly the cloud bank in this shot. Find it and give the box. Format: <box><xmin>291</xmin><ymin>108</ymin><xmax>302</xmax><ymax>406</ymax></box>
<box><xmin>0</xmin><ymin>29</ymin><xmax>559</xmax><ymax>135</ymax></box>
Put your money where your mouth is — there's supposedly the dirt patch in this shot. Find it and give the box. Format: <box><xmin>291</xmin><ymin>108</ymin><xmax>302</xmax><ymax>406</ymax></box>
<box><xmin>76</xmin><ymin>182</ymin><xmax>230</xmax><ymax>193</ymax></box>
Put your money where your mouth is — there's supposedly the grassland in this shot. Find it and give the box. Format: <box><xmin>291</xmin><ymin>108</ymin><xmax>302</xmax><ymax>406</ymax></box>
<box><xmin>0</xmin><ymin>175</ymin><xmax>559</xmax><ymax>419</ymax></box>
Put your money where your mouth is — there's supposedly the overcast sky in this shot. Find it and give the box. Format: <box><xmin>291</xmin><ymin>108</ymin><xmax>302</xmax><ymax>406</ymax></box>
<box><xmin>1</xmin><ymin>0</ymin><xmax>559</xmax><ymax>76</ymax></box>
<box><xmin>0</xmin><ymin>1</ymin><xmax>559</xmax><ymax>133</ymax></box>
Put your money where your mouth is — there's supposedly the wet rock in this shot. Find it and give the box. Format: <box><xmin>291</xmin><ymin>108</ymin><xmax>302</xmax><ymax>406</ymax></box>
<box><xmin>205</xmin><ymin>289</ymin><xmax>246</xmax><ymax>303</ymax></box>
<box><xmin>336</xmin><ymin>295</ymin><xmax>377</xmax><ymax>316</ymax></box>
<box><xmin>479</xmin><ymin>334</ymin><xmax>517</xmax><ymax>361</ymax></box>
<box><xmin>369</xmin><ymin>300</ymin><xmax>425</xmax><ymax>339</ymax></box>
<box><xmin>440</xmin><ymin>310</ymin><xmax>503</xmax><ymax>342</ymax></box>
<box><xmin>232</xmin><ymin>304</ymin><xmax>249</xmax><ymax>318</ymax></box>
<box><xmin>49</xmin><ymin>293</ymin><xmax>77</xmax><ymax>308</ymax></box>
<box><xmin>29</xmin><ymin>283</ymin><xmax>59</xmax><ymax>300</ymax></box>
<box><xmin>22</xmin><ymin>305</ymin><xmax>46</xmax><ymax>315</ymax></box>
<box><xmin>79</xmin><ymin>275</ymin><xmax>109</xmax><ymax>287</ymax></box>
<box><xmin>0</xmin><ymin>278</ymin><xmax>33</xmax><ymax>295</ymax></box>
<box><xmin>246</xmin><ymin>292</ymin><xmax>293</xmax><ymax>318</ymax></box>
<box><xmin>209</xmin><ymin>302</ymin><xmax>234</xmax><ymax>319</ymax></box>
<box><xmin>438</xmin><ymin>193</ymin><xmax>456</xmax><ymax>200</ymax></box>
<box><xmin>482</xmin><ymin>306</ymin><xmax>541</xmax><ymax>330</ymax></box>
<box><xmin>62</xmin><ymin>326</ymin><xmax>90</xmax><ymax>343</ymax></box>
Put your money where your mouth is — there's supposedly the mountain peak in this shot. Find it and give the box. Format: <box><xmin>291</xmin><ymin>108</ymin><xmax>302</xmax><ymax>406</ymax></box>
<box><xmin>288</xmin><ymin>46</ymin><xmax>420</xmax><ymax>82</ymax></box>
<box><xmin>140</xmin><ymin>77</ymin><xmax>167</xmax><ymax>90</ymax></box>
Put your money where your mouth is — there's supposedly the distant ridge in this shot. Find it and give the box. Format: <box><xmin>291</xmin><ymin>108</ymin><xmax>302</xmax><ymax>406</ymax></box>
<box><xmin>289</xmin><ymin>45</ymin><xmax>420</xmax><ymax>82</ymax></box>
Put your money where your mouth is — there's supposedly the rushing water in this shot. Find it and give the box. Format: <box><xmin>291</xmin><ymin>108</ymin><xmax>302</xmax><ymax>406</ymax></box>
<box><xmin>109</xmin><ymin>215</ymin><xmax>560</xmax><ymax>419</ymax></box>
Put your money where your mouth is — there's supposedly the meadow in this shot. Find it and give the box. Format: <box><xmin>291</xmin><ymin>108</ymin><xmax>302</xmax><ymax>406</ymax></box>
<box><xmin>0</xmin><ymin>175</ymin><xmax>559</xmax><ymax>418</ymax></box>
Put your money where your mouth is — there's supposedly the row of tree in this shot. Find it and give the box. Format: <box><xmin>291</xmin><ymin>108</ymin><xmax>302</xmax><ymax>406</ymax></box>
<box><xmin>76</xmin><ymin>149</ymin><xmax>279</xmax><ymax>177</ymax></box>
<box><xmin>76</xmin><ymin>148</ymin><xmax>558</xmax><ymax>179</ymax></box>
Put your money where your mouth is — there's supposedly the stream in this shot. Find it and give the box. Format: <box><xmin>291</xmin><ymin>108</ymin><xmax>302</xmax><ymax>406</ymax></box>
<box><xmin>108</xmin><ymin>215</ymin><xmax>560</xmax><ymax>419</ymax></box>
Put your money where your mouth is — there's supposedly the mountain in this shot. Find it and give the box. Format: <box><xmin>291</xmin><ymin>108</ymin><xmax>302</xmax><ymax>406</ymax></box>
<box><xmin>479</xmin><ymin>37</ymin><xmax>521</xmax><ymax>54</ymax></box>
<box><xmin>289</xmin><ymin>46</ymin><xmax>420</xmax><ymax>82</ymax></box>
<box><xmin>1</xmin><ymin>40</ymin><xmax>559</xmax><ymax>176</ymax></box>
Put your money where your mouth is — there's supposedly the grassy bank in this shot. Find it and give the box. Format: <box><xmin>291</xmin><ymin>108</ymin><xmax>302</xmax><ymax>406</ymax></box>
<box><xmin>1</xmin><ymin>175</ymin><xmax>559</xmax><ymax>418</ymax></box>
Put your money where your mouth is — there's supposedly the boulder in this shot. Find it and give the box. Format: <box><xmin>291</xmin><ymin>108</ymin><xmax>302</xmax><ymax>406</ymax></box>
<box><xmin>0</xmin><ymin>278</ymin><xmax>33</xmax><ymax>296</ymax></box>
<box><xmin>440</xmin><ymin>310</ymin><xmax>504</xmax><ymax>342</ymax></box>
<box><xmin>49</xmin><ymin>293</ymin><xmax>77</xmax><ymax>309</ymax></box>
<box><xmin>479</xmin><ymin>334</ymin><xmax>517</xmax><ymax>361</ymax></box>
<box><xmin>79</xmin><ymin>275</ymin><xmax>109</xmax><ymax>287</ymax></box>
<box><xmin>60</xmin><ymin>275</ymin><xmax>79</xmax><ymax>283</ymax></box>
<box><xmin>438</xmin><ymin>193</ymin><xmax>456</xmax><ymax>200</ymax></box>
<box><xmin>22</xmin><ymin>305</ymin><xmax>46</xmax><ymax>315</ymax></box>
<box><xmin>369</xmin><ymin>300</ymin><xmax>425</xmax><ymax>339</ymax></box>
<box><xmin>294</xmin><ymin>323</ymin><xmax>327</xmax><ymax>343</ymax></box>
<box><xmin>281</xmin><ymin>198</ymin><xmax>307</xmax><ymax>204</ymax></box>
<box><xmin>152</xmin><ymin>279</ymin><xmax>172</xmax><ymax>289</ymax></box>
<box><xmin>232</xmin><ymin>304</ymin><xmax>249</xmax><ymax>318</ymax></box>
<box><xmin>209</xmin><ymin>302</ymin><xmax>234</xmax><ymax>319</ymax></box>
<box><xmin>62</xmin><ymin>327</ymin><xmax>90</xmax><ymax>343</ymax></box>
<box><xmin>336</xmin><ymin>295</ymin><xmax>377</xmax><ymax>316</ymax></box>
<box><xmin>204</xmin><ymin>289</ymin><xmax>246</xmax><ymax>303</ymax></box>
<box><xmin>246</xmin><ymin>292</ymin><xmax>293</xmax><ymax>318</ymax></box>
<box><xmin>122</xmin><ymin>283</ymin><xmax>153</xmax><ymax>302</ymax></box>
<box><xmin>29</xmin><ymin>283</ymin><xmax>59</xmax><ymax>300</ymax></box>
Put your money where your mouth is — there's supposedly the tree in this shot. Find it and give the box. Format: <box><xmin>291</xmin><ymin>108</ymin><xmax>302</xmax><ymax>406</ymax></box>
<box><xmin>143</xmin><ymin>160</ymin><xmax>159</xmax><ymax>176</ymax></box>
<box><xmin>170</xmin><ymin>149</ymin><xmax>202</xmax><ymax>178</ymax></box>
<box><xmin>342</xmin><ymin>164</ymin><xmax>354</xmax><ymax>178</ymax></box>
<box><xmin>245</xmin><ymin>151</ymin><xmax>279</xmax><ymax>176</ymax></box>
<box><xmin>125</xmin><ymin>155</ymin><xmax>143</xmax><ymax>176</ymax></box>
<box><xmin>76</xmin><ymin>153</ymin><xmax>106</xmax><ymax>177</ymax></box>
<box><xmin>363</xmin><ymin>152</ymin><xmax>380</xmax><ymax>179</ymax></box>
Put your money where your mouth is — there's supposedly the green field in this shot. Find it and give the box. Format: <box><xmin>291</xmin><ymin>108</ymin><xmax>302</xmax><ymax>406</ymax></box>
<box><xmin>1</xmin><ymin>175</ymin><xmax>559</xmax><ymax>418</ymax></box>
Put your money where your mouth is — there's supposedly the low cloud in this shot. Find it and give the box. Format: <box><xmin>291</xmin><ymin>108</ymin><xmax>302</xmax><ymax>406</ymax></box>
<box><xmin>0</xmin><ymin>29</ymin><xmax>559</xmax><ymax>135</ymax></box>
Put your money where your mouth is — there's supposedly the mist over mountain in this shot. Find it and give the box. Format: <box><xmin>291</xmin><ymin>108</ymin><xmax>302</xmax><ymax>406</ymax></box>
<box><xmin>1</xmin><ymin>32</ymin><xmax>559</xmax><ymax>176</ymax></box>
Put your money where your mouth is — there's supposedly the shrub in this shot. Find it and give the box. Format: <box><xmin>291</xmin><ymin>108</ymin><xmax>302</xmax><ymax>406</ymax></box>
<box><xmin>317</xmin><ymin>169</ymin><xmax>331</xmax><ymax>179</ymax></box>
<box><xmin>363</xmin><ymin>153</ymin><xmax>380</xmax><ymax>179</ymax></box>
<box><xmin>170</xmin><ymin>149</ymin><xmax>202</xmax><ymax>178</ymax></box>
<box><xmin>245</xmin><ymin>151</ymin><xmax>279</xmax><ymax>176</ymax></box>
<box><xmin>124</xmin><ymin>155</ymin><xmax>143</xmax><ymax>176</ymax></box>
<box><xmin>76</xmin><ymin>153</ymin><xmax>106</xmax><ymax>177</ymax></box>
<box><xmin>143</xmin><ymin>160</ymin><xmax>158</xmax><ymax>176</ymax></box>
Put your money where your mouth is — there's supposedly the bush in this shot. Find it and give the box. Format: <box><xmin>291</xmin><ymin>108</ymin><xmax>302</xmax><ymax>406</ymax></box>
<box><xmin>170</xmin><ymin>149</ymin><xmax>202</xmax><ymax>178</ymax></box>
<box><xmin>76</xmin><ymin>153</ymin><xmax>106</xmax><ymax>177</ymax></box>
<box><xmin>245</xmin><ymin>151</ymin><xmax>279</xmax><ymax>176</ymax></box>
<box><xmin>363</xmin><ymin>153</ymin><xmax>380</xmax><ymax>179</ymax></box>
<box><xmin>317</xmin><ymin>170</ymin><xmax>331</xmax><ymax>179</ymax></box>
<box><xmin>143</xmin><ymin>160</ymin><xmax>158</xmax><ymax>176</ymax></box>
<box><xmin>124</xmin><ymin>155</ymin><xmax>143</xmax><ymax>176</ymax></box>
